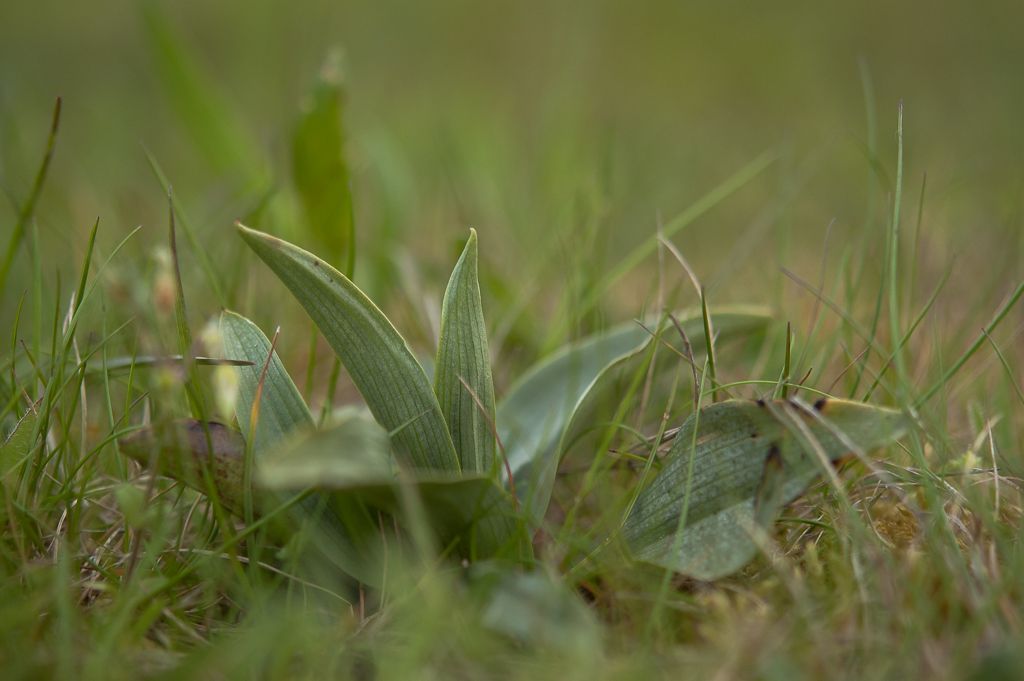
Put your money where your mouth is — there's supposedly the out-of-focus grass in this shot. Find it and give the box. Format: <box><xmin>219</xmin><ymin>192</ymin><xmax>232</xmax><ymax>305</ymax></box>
<box><xmin>1</xmin><ymin>1</ymin><xmax>1023</xmax><ymax>679</ymax></box>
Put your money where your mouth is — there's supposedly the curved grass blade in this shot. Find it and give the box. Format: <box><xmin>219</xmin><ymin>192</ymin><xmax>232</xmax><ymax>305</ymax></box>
<box><xmin>621</xmin><ymin>398</ymin><xmax>908</xmax><ymax>581</ymax></box>
<box><xmin>498</xmin><ymin>305</ymin><xmax>771</xmax><ymax>525</ymax></box>
<box><xmin>237</xmin><ymin>223</ymin><xmax>459</xmax><ymax>472</ymax></box>
<box><xmin>0</xmin><ymin>97</ymin><xmax>61</xmax><ymax>297</ymax></box>
<box><xmin>435</xmin><ymin>229</ymin><xmax>496</xmax><ymax>473</ymax></box>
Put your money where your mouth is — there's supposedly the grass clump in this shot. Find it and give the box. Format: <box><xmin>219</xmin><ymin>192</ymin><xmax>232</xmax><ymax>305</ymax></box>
<box><xmin>1</xmin><ymin>11</ymin><xmax>1024</xmax><ymax>678</ymax></box>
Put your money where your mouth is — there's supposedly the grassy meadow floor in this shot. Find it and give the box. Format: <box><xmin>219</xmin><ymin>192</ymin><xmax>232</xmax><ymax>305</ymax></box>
<box><xmin>2</xmin><ymin>2</ymin><xmax>1024</xmax><ymax>679</ymax></box>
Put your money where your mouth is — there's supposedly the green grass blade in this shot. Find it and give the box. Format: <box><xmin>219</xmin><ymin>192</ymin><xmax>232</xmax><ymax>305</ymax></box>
<box><xmin>917</xmin><ymin>280</ymin><xmax>1024</xmax><ymax>406</ymax></box>
<box><xmin>700</xmin><ymin>287</ymin><xmax>718</xmax><ymax>401</ymax></box>
<box><xmin>435</xmin><ymin>229</ymin><xmax>496</xmax><ymax>474</ymax></box>
<box><xmin>141</xmin><ymin>4</ymin><xmax>257</xmax><ymax>177</ymax></box>
<box><xmin>72</xmin><ymin>218</ymin><xmax>99</xmax><ymax>320</ymax></box>
<box><xmin>237</xmin><ymin>223</ymin><xmax>460</xmax><ymax>472</ymax></box>
<box><xmin>620</xmin><ymin>398</ymin><xmax>908</xmax><ymax>580</ymax></box>
<box><xmin>888</xmin><ymin>102</ymin><xmax>906</xmax><ymax>389</ymax></box>
<box><xmin>568</xmin><ymin>150</ymin><xmax>777</xmax><ymax>327</ymax></box>
<box><xmin>0</xmin><ymin>98</ymin><xmax>61</xmax><ymax>298</ymax></box>
<box><xmin>292</xmin><ymin>51</ymin><xmax>355</xmax><ymax>276</ymax></box>
<box><xmin>144</xmin><ymin>150</ymin><xmax>228</xmax><ymax>306</ymax></box>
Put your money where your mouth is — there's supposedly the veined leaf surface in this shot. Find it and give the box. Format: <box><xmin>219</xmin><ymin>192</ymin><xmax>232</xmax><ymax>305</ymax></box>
<box><xmin>221</xmin><ymin>310</ymin><xmax>313</xmax><ymax>451</ymax></box>
<box><xmin>435</xmin><ymin>229</ymin><xmax>496</xmax><ymax>473</ymax></box>
<box><xmin>238</xmin><ymin>223</ymin><xmax>459</xmax><ymax>472</ymax></box>
<box><xmin>1</xmin><ymin>410</ymin><xmax>40</xmax><ymax>490</ymax></box>
<box><xmin>498</xmin><ymin>306</ymin><xmax>771</xmax><ymax>524</ymax></box>
<box><xmin>621</xmin><ymin>398</ymin><xmax>909</xmax><ymax>580</ymax></box>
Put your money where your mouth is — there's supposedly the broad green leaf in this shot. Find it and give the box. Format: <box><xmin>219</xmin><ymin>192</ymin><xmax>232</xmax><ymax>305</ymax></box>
<box><xmin>119</xmin><ymin>420</ymin><xmax>246</xmax><ymax>514</ymax></box>
<box><xmin>621</xmin><ymin>398</ymin><xmax>909</xmax><ymax>581</ymax></box>
<box><xmin>259</xmin><ymin>419</ymin><xmax>528</xmax><ymax>561</ymax></box>
<box><xmin>221</xmin><ymin>310</ymin><xmax>313</xmax><ymax>450</ymax></box>
<box><xmin>435</xmin><ymin>229</ymin><xmax>496</xmax><ymax>473</ymax></box>
<box><xmin>256</xmin><ymin>411</ymin><xmax>395</xmax><ymax>489</ymax></box>
<box><xmin>292</xmin><ymin>51</ymin><xmax>354</xmax><ymax>273</ymax></box>
<box><xmin>221</xmin><ymin>311</ymin><xmax>386</xmax><ymax>586</ymax></box>
<box><xmin>498</xmin><ymin>306</ymin><xmax>771</xmax><ymax>525</ymax></box>
<box><xmin>238</xmin><ymin>223</ymin><xmax>459</xmax><ymax>472</ymax></box>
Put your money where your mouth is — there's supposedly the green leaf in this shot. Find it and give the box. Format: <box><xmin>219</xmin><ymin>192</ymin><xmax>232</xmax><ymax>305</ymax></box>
<box><xmin>258</xmin><ymin>416</ymin><xmax>528</xmax><ymax>561</ymax></box>
<box><xmin>292</xmin><ymin>51</ymin><xmax>355</xmax><ymax>274</ymax></box>
<box><xmin>435</xmin><ymin>229</ymin><xmax>496</xmax><ymax>474</ymax></box>
<box><xmin>255</xmin><ymin>411</ymin><xmax>395</xmax><ymax>489</ymax></box>
<box><xmin>498</xmin><ymin>306</ymin><xmax>771</xmax><ymax>524</ymax></box>
<box><xmin>621</xmin><ymin>398</ymin><xmax>909</xmax><ymax>581</ymax></box>
<box><xmin>237</xmin><ymin>223</ymin><xmax>460</xmax><ymax>473</ymax></box>
<box><xmin>221</xmin><ymin>310</ymin><xmax>313</xmax><ymax>451</ymax></box>
<box><xmin>220</xmin><ymin>311</ymin><xmax>386</xmax><ymax>586</ymax></box>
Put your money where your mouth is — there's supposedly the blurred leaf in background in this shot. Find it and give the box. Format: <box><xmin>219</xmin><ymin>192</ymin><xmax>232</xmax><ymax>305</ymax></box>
<box><xmin>291</xmin><ymin>50</ymin><xmax>355</xmax><ymax>275</ymax></box>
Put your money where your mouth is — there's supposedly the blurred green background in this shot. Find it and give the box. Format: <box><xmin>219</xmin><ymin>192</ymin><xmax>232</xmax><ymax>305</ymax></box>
<box><xmin>1</xmin><ymin>0</ymin><xmax>1022</xmax><ymax>358</ymax></box>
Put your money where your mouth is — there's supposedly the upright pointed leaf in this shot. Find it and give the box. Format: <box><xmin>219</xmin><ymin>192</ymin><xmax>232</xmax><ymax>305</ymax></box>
<box><xmin>292</xmin><ymin>51</ymin><xmax>354</xmax><ymax>273</ymax></box>
<box><xmin>498</xmin><ymin>306</ymin><xmax>771</xmax><ymax>524</ymax></box>
<box><xmin>238</xmin><ymin>223</ymin><xmax>459</xmax><ymax>472</ymax></box>
<box><xmin>435</xmin><ymin>229</ymin><xmax>496</xmax><ymax>473</ymax></box>
<box><xmin>621</xmin><ymin>398</ymin><xmax>909</xmax><ymax>580</ymax></box>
